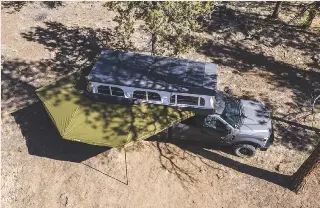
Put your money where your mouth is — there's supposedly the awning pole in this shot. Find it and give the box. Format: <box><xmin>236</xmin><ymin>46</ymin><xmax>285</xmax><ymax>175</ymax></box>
<box><xmin>167</xmin><ymin>126</ymin><xmax>172</xmax><ymax>140</ymax></box>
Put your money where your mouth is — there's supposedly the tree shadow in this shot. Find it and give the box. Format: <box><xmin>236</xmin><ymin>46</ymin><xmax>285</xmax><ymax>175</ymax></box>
<box><xmin>41</xmin><ymin>1</ymin><xmax>65</xmax><ymax>9</ymax></box>
<box><xmin>153</xmin><ymin>141</ymin><xmax>201</xmax><ymax>187</ymax></box>
<box><xmin>183</xmin><ymin>143</ymin><xmax>290</xmax><ymax>188</ymax></box>
<box><xmin>2</xmin><ymin>19</ymin><xmax>191</xmax><ymax>157</ymax></box>
<box><xmin>151</xmin><ymin>138</ymin><xmax>290</xmax><ymax>188</ymax></box>
<box><xmin>207</xmin><ymin>3</ymin><xmax>320</xmax><ymax>62</ymax></box>
<box><xmin>3</xmin><ymin>55</ymin><xmax>191</xmax><ymax>159</ymax></box>
<box><xmin>2</xmin><ymin>21</ymin><xmax>134</xmax><ymax>113</ymax></box>
<box><xmin>11</xmin><ymin>102</ymin><xmax>109</xmax><ymax>162</ymax></box>
<box><xmin>272</xmin><ymin>116</ymin><xmax>320</xmax><ymax>133</ymax></box>
<box><xmin>198</xmin><ymin>4</ymin><xmax>320</xmax><ymax>151</ymax></box>
<box><xmin>1</xmin><ymin>1</ymin><xmax>66</xmax><ymax>13</ymax></box>
<box><xmin>20</xmin><ymin>21</ymin><xmax>113</xmax><ymax>76</ymax></box>
<box><xmin>1</xmin><ymin>56</ymin><xmax>98</xmax><ymax>114</ymax></box>
<box><xmin>150</xmin><ymin>134</ymin><xmax>235</xmax><ymax>156</ymax></box>
<box><xmin>2</xmin><ymin>4</ymin><xmax>317</xmax><ymax>188</ymax></box>
<box><xmin>11</xmin><ymin>98</ymin><xmax>132</xmax><ymax>185</ymax></box>
<box><xmin>200</xmin><ymin>39</ymin><xmax>320</xmax><ymax>101</ymax></box>
<box><xmin>1</xmin><ymin>1</ymin><xmax>29</xmax><ymax>13</ymax></box>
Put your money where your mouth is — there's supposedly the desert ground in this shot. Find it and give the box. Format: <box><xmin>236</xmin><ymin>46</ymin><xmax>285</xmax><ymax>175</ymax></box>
<box><xmin>1</xmin><ymin>2</ymin><xmax>320</xmax><ymax>208</ymax></box>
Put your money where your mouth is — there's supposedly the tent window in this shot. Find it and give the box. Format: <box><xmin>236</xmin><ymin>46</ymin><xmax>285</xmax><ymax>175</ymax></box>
<box><xmin>200</xmin><ymin>97</ymin><xmax>205</xmax><ymax>106</ymax></box>
<box><xmin>97</xmin><ymin>85</ymin><xmax>111</xmax><ymax>95</ymax></box>
<box><xmin>110</xmin><ymin>87</ymin><xmax>124</xmax><ymax>97</ymax></box>
<box><xmin>170</xmin><ymin>95</ymin><xmax>176</xmax><ymax>104</ymax></box>
<box><xmin>133</xmin><ymin>90</ymin><xmax>147</xmax><ymax>100</ymax></box>
<box><xmin>177</xmin><ymin>95</ymin><xmax>198</xmax><ymax>105</ymax></box>
<box><xmin>147</xmin><ymin>91</ymin><xmax>161</xmax><ymax>101</ymax></box>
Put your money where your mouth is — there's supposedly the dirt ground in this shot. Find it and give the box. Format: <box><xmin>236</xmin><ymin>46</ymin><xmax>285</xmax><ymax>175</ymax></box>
<box><xmin>1</xmin><ymin>2</ymin><xmax>320</xmax><ymax>208</ymax></box>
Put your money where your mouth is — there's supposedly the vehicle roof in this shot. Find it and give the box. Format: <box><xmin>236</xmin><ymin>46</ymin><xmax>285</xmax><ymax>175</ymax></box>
<box><xmin>87</xmin><ymin>50</ymin><xmax>218</xmax><ymax>96</ymax></box>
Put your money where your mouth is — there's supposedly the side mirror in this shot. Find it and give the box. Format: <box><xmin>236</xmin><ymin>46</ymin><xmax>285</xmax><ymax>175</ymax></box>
<box><xmin>204</xmin><ymin>116</ymin><xmax>216</xmax><ymax>128</ymax></box>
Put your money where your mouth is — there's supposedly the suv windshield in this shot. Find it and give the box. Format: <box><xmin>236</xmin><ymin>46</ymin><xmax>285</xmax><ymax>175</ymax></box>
<box><xmin>220</xmin><ymin>95</ymin><xmax>243</xmax><ymax>128</ymax></box>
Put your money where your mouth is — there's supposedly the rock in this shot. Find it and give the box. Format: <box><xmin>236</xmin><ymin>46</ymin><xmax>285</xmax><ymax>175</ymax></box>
<box><xmin>312</xmin><ymin>54</ymin><xmax>320</xmax><ymax>65</ymax></box>
<box><xmin>232</xmin><ymin>32</ymin><xmax>246</xmax><ymax>41</ymax></box>
<box><xmin>216</xmin><ymin>171</ymin><xmax>224</xmax><ymax>179</ymax></box>
<box><xmin>59</xmin><ymin>193</ymin><xmax>68</xmax><ymax>207</ymax></box>
<box><xmin>305</xmin><ymin>144</ymin><xmax>315</xmax><ymax>152</ymax></box>
<box><xmin>259</xmin><ymin>36</ymin><xmax>282</xmax><ymax>47</ymax></box>
<box><xmin>34</xmin><ymin>12</ymin><xmax>47</xmax><ymax>21</ymax></box>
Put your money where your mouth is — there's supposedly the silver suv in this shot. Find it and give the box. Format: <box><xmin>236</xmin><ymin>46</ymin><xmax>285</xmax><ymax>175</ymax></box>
<box><xmin>172</xmin><ymin>90</ymin><xmax>274</xmax><ymax>158</ymax></box>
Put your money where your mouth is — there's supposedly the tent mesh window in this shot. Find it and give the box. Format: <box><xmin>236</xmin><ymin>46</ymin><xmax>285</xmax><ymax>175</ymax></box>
<box><xmin>87</xmin><ymin>50</ymin><xmax>218</xmax><ymax>97</ymax></box>
<box><xmin>177</xmin><ymin>95</ymin><xmax>198</xmax><ymax>105</ymax></box>
<box><xmin>170</xmin><ymin>95</ymin><xmax>176</xmax><ymax>104</ymax></box>
<box><xmin>200</xmin><ymin>97</ymin><xmax>205</xmax><ymax>106</ymax></box>
<box><xmin>133</xmin><ymin>90</ymin><xmax>147</xmax><ymax>99</ymax></box>
<box><xmin>111</xmin><ymin>87</ymin><xmax>124</xmax><ymax>97</ymax></box>
<box><xmin>147</xmin><ymin>91</ymin><xmax>161</xmax><ymax>101</ymax></box>
<box><xmin>98</xmin><ymin>85</ymin><xmax>111</xmax><ymax>95</ymax></box>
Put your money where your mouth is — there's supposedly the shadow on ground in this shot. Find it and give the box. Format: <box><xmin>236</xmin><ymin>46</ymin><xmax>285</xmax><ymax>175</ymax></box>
<box><xmin>1</xmin><ymin>1</ymin><xmax>66</xmax><ymax>13</ymax></box>
<box><xmin>12</xmin><ymin>102</ymin><xmax>109</xmax><ymax>162</ymax></box>
<box><xmin>2</xmin><ymin>20</ymin><xmax>136</xmax><ymax>113</ymax></box>
<box><xmin>150</xmin><ymin>137</ymin><xmax>290</xmax><ymax>188</ymax></box>
<box><xmin>198</xmin><ymin>3</ymin><xmax>320</xmax><ymax>152</ymax></box>
<box><xmin>2</xmin><ymin>1</ymin><xmax>318</xmax><ymax>188</ymax></box>
<box><xmin>184</xmin><ymin>142</ymin><xmax>290</xmax><ymax>187</ymax></box>
<box><xmin>208</xmin><ymin>2</ymin><xmax>320</xmax><ymax>55</ymax></box>
<box><xmin>2</xmin><ymin>5</ymin><xmax>318</xmax><ymax>152</ymax></box>
<box><xmin>203</xmin><ymin>3</ymin><xmax>320</xmax><ymax>103</ymax></box>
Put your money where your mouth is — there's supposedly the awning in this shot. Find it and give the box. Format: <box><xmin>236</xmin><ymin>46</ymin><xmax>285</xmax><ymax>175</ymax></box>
<box><xmin>36</xmin><ymin>75</ymin><xmax>194</xmax><ymax>147</ymax></box>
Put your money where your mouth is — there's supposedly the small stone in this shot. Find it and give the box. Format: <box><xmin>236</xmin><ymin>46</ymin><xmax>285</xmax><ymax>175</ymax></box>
<box><xmin>216</xmin><ymin>172</ymin><xmax>224</xmax><ymax>179</ymax></box>
<box><xmin>312</xmin><ymin>54</ymin><xmax>320</xmax><ymax>65</ymax></box>
<box><xmin>305</xmin><ymin>144</ymin><xmax>314</xmax><ymax>152</ymax></box>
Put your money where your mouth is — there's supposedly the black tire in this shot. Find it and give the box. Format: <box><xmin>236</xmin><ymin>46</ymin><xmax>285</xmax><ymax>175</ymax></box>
<box><xmin>233</xmin><ymin>144</ymin><xmax>256</xmax><ymax>158</ymax></box>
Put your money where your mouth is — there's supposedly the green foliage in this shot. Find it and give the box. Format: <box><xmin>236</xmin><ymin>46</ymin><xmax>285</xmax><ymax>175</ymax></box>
<box><xmin>300</xmin><ymin>2</ymin><xmax>319</xmax><ymax>28</ymax></box>
<box><xmin>104</xmin><ymin>1</ymin><xmax>214</xmax><ymax>55</ymax></box>
<box><xmin>104</xmin><ymin>2</ymin><xmax>136</xmax><ymax>50</ymax></box>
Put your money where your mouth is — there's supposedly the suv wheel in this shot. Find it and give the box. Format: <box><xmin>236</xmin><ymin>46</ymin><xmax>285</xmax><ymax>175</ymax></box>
<box><xmin>233</xmin><ymin>144</ymin><xmax>256</xmax><ymax>158</ymax></box>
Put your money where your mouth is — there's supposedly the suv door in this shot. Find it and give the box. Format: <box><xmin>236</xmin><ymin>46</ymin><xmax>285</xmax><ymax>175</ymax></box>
<box><xmin>202</xmin><ymin>116</ymin><xmax>230</xmax><ymax>142</ymax></box>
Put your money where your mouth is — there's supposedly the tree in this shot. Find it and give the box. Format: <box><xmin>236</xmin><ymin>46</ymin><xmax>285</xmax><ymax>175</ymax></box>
<box><xmin>284</xmin><ymin>2</ymin><xmax>319</xmax><ymax>28</ymax></box>
<box><xmin>301</xmin><ymin>2</ymin><xmax>320</xmax><ymax>28</ymax></box>
<box><xmin>290</xmin><ymin>142</ymin><xmax>320</xmax><ymax>193</ymax></box>
<box><xmin>271</xmin><ymin>1</ymin><xmax>282</xmax><ymax>19</ymax></box>
<box><xmin>104</xmin><ymin>2</ymin><xmax>214</xmax><ymax>55</ymax></box>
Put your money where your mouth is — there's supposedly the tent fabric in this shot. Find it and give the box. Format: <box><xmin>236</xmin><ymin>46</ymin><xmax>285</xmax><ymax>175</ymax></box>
<box><xmin>87</xmin><ymin>50</ymin><xmax>218</xmax><ymax>96</ymax></box>
<box><xmin>36</xmin><ymin>77</ymin><xmax>194</xmax><ymax>147</ymax></box>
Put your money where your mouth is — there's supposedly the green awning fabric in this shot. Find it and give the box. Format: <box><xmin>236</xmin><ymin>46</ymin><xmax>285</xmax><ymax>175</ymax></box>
<box><xmin>36</xmin><ymin>76</ymin><xmax>194</xmax><ymax>147</ymax></box>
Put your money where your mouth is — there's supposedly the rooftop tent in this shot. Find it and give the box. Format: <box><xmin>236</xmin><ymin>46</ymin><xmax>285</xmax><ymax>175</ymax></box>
<box><xmin>87</xmin><ymin>50</ymin><xmax>218</xmax><ymax>96</ymax></box>
<box><xmin>36</xmin><ymin>75</ymin><xmax>194</xmax><ymax>147</ymax></box>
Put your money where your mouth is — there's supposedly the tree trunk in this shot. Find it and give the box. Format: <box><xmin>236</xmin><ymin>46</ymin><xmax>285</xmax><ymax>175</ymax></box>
<box><xmin>150</xmin><ymin>1</ymin><xmax>158</xmax><ymax>55</ymax></box>
<box><xmin>302</xmin><ymin>2</ymin><xmax>320</xmax><ymax>28</ymax></box>
<box><xmin>271</xmin><ymin>2</ymin><xmax>282</xmax><ymax>19</ymax></box>
<box><xmin>290</xmin><ymin>142</ymin><xmax>320</xmax><ymax>193</ymax></box>
<box><xmin>151</xmin><ymin>33</ymin><xmax>157</xmax><ymax>55</ymax></box>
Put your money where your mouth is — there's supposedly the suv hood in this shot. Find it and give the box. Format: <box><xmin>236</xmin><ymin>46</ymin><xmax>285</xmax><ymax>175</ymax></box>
<box><xmin>239</xmin><ymin>100</ymin><xmax>272</xmax><ymax>134</ymax></box>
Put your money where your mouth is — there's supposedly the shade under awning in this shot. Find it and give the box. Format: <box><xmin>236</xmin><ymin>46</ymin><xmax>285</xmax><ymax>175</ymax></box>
<box><xmin>36</xmin><ymin>75</ymin><xmax>194</xmax><ymax>147</ymax></box>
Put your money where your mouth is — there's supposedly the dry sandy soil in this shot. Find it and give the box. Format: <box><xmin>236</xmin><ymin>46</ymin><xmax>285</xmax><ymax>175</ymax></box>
<box><xmin>1</xmin><ymin>2</ymin><xmax>320</xmax><ymax>208</ymax></box>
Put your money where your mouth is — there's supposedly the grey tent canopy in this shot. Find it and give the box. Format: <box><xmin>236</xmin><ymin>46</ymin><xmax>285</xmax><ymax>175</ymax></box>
<box><xmin>87</xmin><ymin>50</ymin><xmax>218</xmax><ymax>96</ymax></box>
